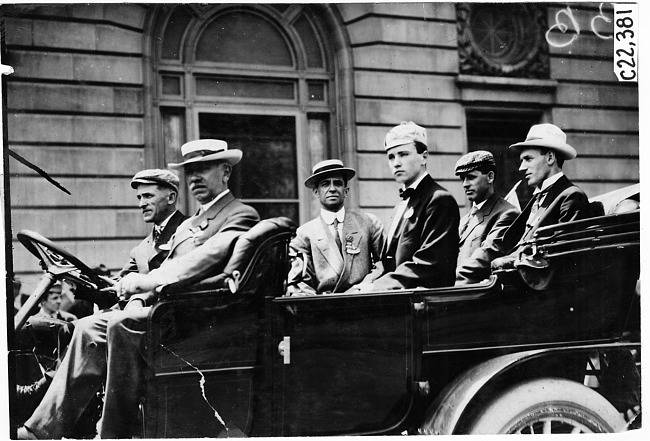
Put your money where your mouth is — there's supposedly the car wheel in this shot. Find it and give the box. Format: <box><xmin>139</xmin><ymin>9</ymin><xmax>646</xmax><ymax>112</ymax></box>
<box><xmin>466</xmin><ymin>378</ymin><xmax>626</xmax><ymax>434</ymax></box>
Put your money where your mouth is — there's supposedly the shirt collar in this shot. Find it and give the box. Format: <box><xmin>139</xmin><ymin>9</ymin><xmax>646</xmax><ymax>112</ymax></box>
<box><xmin>535</xmin><ymin>172</ymin><xmax>564</xmax><ymax>195</ymax></box>
<box><xmin>473</xmin><ymin>199</ymin><xmax>487</xmax><ymax>211</ymax></box>
<box><xmin>321</xmin><ymin>207</ymin><xmax>345</xmax><ymax>225</ymax></box>
<box><xmin>155</xmin><ymin>210</ymin><xmax>177</xmax><ymax>230</ymax></box>
<box><xmin>200</xmin><ymin>189</ymin><xmax>230</xmax><ymax>213</ymax></box>
<box><xmin>402</xmin><ymin>171</ymin><xmax>428</xmax><ymax>192</ymax></box>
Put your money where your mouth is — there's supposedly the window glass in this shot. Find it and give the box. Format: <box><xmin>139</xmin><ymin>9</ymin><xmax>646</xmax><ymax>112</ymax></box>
<box><xmin>196</xmin><ymin>77</ymin><xmax>295</xmax><ymax>100</ymax></box>
<box><xmin>198</xmin><ymin>113</ymin><xmax>298</xmax><ymax>221</ymax></box>
<box><xmin>162</xmin><ymin>75</ymin><xmax>182</xmax><ymax>96</ymax></box>
<box><xmin>195</xmin><ymin>12</ymin><xmax>293</xmax><ymax>66</ymax></box>
<box><xmin>466</xmin><ymin>112</ymin><xmax>540</xmax><ymax>206</ymax></box>
<box><xmin>162</xmin><ymin>7</ymin><xmax>193</xmax><ymax>60</ymax></box>
<box><xmin>293</xmin><ymin>14</ymin><xmax>324</xmax><ymax>68</ymax></box>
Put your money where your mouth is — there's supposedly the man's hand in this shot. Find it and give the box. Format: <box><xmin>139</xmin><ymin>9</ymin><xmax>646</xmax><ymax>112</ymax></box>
<box><xmin>111</xmin><ymin>273</ymin><xmax>159</xmax><ymax>299</ymax></box>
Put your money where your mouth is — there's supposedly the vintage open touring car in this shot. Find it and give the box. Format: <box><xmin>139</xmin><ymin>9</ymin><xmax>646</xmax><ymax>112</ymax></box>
<box><xmin>9</xmin><ymin>185</ymin><xmax>640</xmax><ymax>437</ymax></box>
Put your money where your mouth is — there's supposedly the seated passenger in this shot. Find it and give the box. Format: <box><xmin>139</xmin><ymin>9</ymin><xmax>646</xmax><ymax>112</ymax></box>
<box><xmin>351</xmin><ymin>121</ymin><xmax>460</xmax><ymax>291</ymax></box>
<box><xmin>492</xmin><ymin>124</ymin><xmax>590</xmax><ymax>271</ymax></box>
<box><xmin>18</xmin><ymin>140</ymin><xmax>259</xmax><ymax>440</ymax></box>
<box><xmin>287</xmin><ymin>159</ymin><xmax>385</xmax><ymax>295</ymax></box>
<box><xmin>454</xmin><ymin>151</ymin><xmax>519</xmax><ymax>284</ymax></box>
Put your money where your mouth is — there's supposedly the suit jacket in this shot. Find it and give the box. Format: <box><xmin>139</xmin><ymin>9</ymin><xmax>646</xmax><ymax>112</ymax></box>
<box><xmin>148</xmin><ymin>191</ymin><xmax>260</xmax><ymax>288</ymax></box>
<box><xmin>288</xmin><ymin>211</ymin><xmax>385</xmax><ymax>294</ymax></box>
<box><xmin>500</xmin><ymin>175</ymin><xmax>590</xmax><ymax>254</ymax></box>
<box><xmin>455</xmin><ymin>194</ymin><xmax>519</xmax><ymax>284</ymax></box>
<box><xmin>373</xmin><ymin>174</ymin><xmax>460</xmax><ymax>290</ymax></box>
<box><xmin>118</xmin><ymin>210</ymin><xmax>188</xmax><ymax>278</ymax></box>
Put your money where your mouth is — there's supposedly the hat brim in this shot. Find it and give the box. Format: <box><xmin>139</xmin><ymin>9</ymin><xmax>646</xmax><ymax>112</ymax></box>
<box><xmin>168</xmin><ymin>150</ymin><xmax>242</xmax><ymax>168</ymax></box>
<box><xmin>509</xmin><ymin>139</ymin><xmax>577</xmax><ymax>160</ymax></box>
<box><xmin>130</xmin><ymin>178</ymin><xmax>179</xmax><ymax>191</ymax></box>
<box><xmin>304</xmin><ymin>168</ymin><xmax>356</xmax><ymax>188</ymax></box>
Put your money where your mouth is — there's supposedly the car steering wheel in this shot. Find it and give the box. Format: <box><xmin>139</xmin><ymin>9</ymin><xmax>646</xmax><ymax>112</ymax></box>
<box><xmin>14</xmin><ymin>230</ymin><xmax>118</xmax><ymax>331</ymax></box>
<box><xmin>17</xmin><ymin>230</ymin><xmax>113</xmax><ymax>290</ymax></box>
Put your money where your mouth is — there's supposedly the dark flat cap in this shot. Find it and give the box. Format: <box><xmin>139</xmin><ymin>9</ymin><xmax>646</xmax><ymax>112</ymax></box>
<box><xmin>455</xmin><ymin>150</ymin><xmax>496</xmax><ymax>175</ymax></box>
<box><xmin>130</xmin><ymin>169</ymin><xmax>180</xmax><ymax>192</ymax></box>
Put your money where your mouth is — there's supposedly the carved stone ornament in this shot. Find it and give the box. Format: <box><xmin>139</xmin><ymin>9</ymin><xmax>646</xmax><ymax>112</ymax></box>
<box><xmin>457</xmin><ymin>3</ymin><xmax>550</xmax><ymax>78</ymax></box>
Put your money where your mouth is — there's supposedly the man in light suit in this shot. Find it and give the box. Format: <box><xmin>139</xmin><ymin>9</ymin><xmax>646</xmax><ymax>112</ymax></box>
<box><xmin>454</xmin><ymin>151</ymin><xmax>519</xmax><ymax>284</ymax></box>
<box><xmin>19</xmin><ymin>140</ymin><xmax>259</xmax><ymax>439</ymax></box>
<box><xmin>492</xmin><ymin>123</ymin><xmax>591</xmax><ymax>271</ymax></box>
<box><xmin>288</xmin><ymin>159</ymin><xmax>385</xmax><ymax>294</ymax></box>
<box><xmin>352</xmin><ymin>121</ymin><xmax>460</xmax><ymax>292</ymax></box>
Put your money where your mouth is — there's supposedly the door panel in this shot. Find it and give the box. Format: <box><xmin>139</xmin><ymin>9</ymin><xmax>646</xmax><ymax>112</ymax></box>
<box><xmin>272</xmin><ymin>294</ymin><xmax>417</xmax><ymax>436</ymax></box>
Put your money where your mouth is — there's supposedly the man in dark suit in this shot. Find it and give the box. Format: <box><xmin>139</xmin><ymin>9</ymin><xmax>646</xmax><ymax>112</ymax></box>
<box><xmin>352</xmin><ymin>121</ymin><xmax>460</xmax><ymax>291</ymax></box>
<box><xmin>19</xmin><ymin>140</ymin><xmax>259</xmax><ymax>439</ymax></box>
<box><xmin>492</xmin><ymin>123</ymin><xmax>591</xmax><ymax>271</ymax></box>
<box><xmin>288</xmin><ymin>159</ymin><xmax>385</xmax><ymax>294</ymax></box>
<box><xmin>454</xmin><ymin>151</ymin><xmax>519</xmax><ymax>284</ymax></box>
<box><xmin>119</xmin><ymin>169</ymin><xmax>188</xmax><ymax>278</ymax></box>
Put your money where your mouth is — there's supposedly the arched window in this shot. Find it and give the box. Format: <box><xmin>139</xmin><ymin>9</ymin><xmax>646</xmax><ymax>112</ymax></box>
<box><xmin>149</xmin><ymin>5</ymin><xmax>340</xmax><ymax>222</ymax></box>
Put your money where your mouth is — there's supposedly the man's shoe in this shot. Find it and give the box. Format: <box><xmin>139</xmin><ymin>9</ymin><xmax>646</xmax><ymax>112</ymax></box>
<box><xmin>17</xmin><ymin>426</ymin><xmax>39</xmax><ymax>439</ymax></box>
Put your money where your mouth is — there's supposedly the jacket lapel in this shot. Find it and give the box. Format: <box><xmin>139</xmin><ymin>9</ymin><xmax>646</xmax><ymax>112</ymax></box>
<box><xmin>384</xmin><ymin>174</ymin><xmax>433</xmax><ymax>257</ymax></box>
<box><xmin>315</xmin><ymin>217</ymin><xmax>344</xmax><ymax>275</ymax></box>
<box><xmin>168</xmin><ymin>193</ymin><xmax>235</xmax><ymax>255</ymax></box>
<box><xmin>459</xmin><ymin>194</ymin><xmax>496</xmax><ymax>243</ymax></box>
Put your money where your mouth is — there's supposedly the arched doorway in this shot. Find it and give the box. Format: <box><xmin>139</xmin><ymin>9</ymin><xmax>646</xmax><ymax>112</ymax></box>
<box><xmin>144</xmin><ymin>4</ymin><xmax>353</xmax><ymax>222</ymax></box>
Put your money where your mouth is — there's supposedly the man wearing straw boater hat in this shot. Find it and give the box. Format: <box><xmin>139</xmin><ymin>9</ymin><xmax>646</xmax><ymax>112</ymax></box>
<box><xmin>492</xmin><ymin>123</ymin><xmax>591</xmax><ymax>271</ymax></box>
<box><xmin>287</xmin><ymin>159</ymin><xmax>385</xmax><ymax>294</ymax></box>
<box><xmin>19</xmin><ymin>140</ymin><xmax>259</xmax><ymax>439</ymax></box>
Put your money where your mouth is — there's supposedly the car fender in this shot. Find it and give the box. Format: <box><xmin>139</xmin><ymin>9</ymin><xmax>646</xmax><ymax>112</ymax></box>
<box><xmin>418</xmin><ymin>343</ymin><xmax>637</xmax><ymax>435</ymax></box>
<box><xmin>419</xmin><ymin>349</ymin><xmax>546</xmax><ymax>435</ymax></box>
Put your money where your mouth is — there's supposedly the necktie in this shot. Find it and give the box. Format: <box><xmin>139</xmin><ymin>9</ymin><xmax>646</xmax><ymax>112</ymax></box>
<box><xmin>153</xmin><ymin>225</ymin><xmax>162</xmax><ymax>243</ymax></box>
<box><xmin>460</xmin><ymin>206</ymin><xmax>479</xmax><ymax>236</ymax></box>
<box><xmin>526</xmin><ymin>192</ymin><xmax>544</xmax><ymax>229</ymax></box>
<box><xmin>399</xmin><ymin>187</ymin><xmax>415</xmax><ymax>200</ymax></box>
<box><xmin>332</xmin><ymin>218</ymin><xmax>343</xmax><ymax>255</ymax></box>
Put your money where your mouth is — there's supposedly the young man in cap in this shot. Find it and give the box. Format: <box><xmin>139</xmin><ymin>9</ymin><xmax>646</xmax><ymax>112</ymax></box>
<box><xmin>454</xmin><ymin>151</ymin><xmax>519</xmax><ymax>284</ymax></box>
<box><xmin>19</xmin><ymin>140</ymin><xmax>259</xmax><ymax>439</ymax></box>
<box><xmin>288</xmin><ymin>159</ymin><xmax>385</xmax><ymax>294</ymax></box>
<box><xmin>492</xmin><ymin>123</ymin><xmax>591</xmax><ymax>271</ymax></box>
<box><xmin>352</xmin><ymin>121</ymin><xmax>460</xmax><ymax>292</ymax></box>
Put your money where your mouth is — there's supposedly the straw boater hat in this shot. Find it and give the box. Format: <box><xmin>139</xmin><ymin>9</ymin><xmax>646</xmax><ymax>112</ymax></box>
<box><xmin>304</xmin><ymin>159</ymin><xmax>356</xmax><ymax>188</ymax></box>
<box><xmin>130</xmin><ymin>169</ymin><xmax>180</xmax><ymax>192</ymax></box>
<box><xmin>509</xmin><ymin>124</ymin><xmax>577</xmax><ymax>160</ymax></box>
<box><xmin>168</xmin><ymin>139</ymin><xmax>242</xmax><ymax>168</ymax></box>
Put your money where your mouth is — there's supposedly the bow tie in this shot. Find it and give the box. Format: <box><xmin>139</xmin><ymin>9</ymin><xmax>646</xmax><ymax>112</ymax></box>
<box><xmin>399</xmin><ymin>188</ymin><xmax>415</xmax><ymax>200</ymax></box>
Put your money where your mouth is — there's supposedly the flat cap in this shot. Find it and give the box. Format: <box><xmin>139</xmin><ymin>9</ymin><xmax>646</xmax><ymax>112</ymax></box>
<box><xmin>455</xmin><ymin>150</ymin><xmax>496</xmax><ymax>175</ymax></box>
<box><xmin>130</xmin><ymin>169</ymin><xmax>180</xmax><ymax>192</ymax></box>
<box><xmin>384</xmin><ymin>121</ymin><xmax>428</xmax><ymax>150</ymax></box>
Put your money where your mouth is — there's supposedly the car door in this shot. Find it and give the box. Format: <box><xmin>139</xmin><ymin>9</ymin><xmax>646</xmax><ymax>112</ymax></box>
<box><xmin>271</xmin><ymin>291</ymin><xmax>421</xmax><ymax>436</ymax></box>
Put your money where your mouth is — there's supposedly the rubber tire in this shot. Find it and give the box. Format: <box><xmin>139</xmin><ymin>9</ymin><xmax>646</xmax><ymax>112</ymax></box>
<box><xmin>466</xmin><ymin>378</ymin><xmax>626</xmax><ymax>434</ymax></box>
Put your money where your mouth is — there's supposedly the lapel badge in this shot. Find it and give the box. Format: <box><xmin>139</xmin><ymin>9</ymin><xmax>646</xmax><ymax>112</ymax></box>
<box><xmin>345</xmin><ymin>235</ymin><xmax>360</xmax><ymax>254</ymax></box>
<box><xmin>404</xmin><ymin>207</ymin><xmax>414</xmax><ymax>219</ymax></box>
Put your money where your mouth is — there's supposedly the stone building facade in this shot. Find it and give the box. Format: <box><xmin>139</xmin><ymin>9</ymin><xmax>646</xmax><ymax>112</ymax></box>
<box><xmin>3</xmin><ymin>3</ymin><xmax>639</xmax><ymax>288</ymax></box>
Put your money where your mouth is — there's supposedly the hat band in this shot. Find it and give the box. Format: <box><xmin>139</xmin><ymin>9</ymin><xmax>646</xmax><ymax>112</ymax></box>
<box><xmin>312</xmin><ymin>163</ymin><xmax>345</xmax><ymax>175</ymax></box>
<box><xmin>185</xmin><ymin>148</ymin><xmax>226</xmax><ymax>159</ymax></box>
<box><xmin>525</xmin><ymin>135</ymin><xmax>565</xmax><ymax>142</ymax></box>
